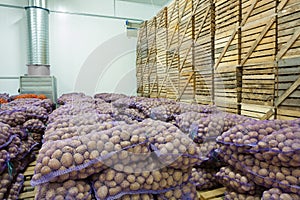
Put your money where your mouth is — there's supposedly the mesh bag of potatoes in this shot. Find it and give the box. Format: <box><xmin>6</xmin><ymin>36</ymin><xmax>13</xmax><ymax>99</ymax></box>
<box><xmin>31</xmin><ymin>123</ymin><xmax>151</xmax><ymax>185</ymax></box>
<box><xmin>189</xmin><ymin>113</ymin><xmax>254</xmax><ymax>144</ymax></box>
<box><xmin>118</xmin><ymin>194</ymin><xmax>154</xmax><ymax>200</ymax></box>
<box><xmin>247</xmin><ymin>126</ymin><xmax>300</xmax><ymax>167</ymax></box>
<box><xmin>95</xmin><ymin>102</ymin><xmax>118</xmax><ymax>115</ymax></box>
<box><xmin>227</xmin><ymin>153</ymin><xmax>300</xmax><ymax>195</ymax></box>
<box><xmin>149</xmin><ymin>104</ymin><xmax>181</xmax><ymax>122</ymax></box>
<box><xmin>6</xmin><ymin>173</ymin><xmax>24</xmax><ymax>200</ymax></box>
<box><xmin>0</xmin><ymin>150</ymin><xmax>10</xmax><ymax>174</ymax></box>
<box><xmin>216</xmin><ymin>166</ymin><xmax>257</xmax><ymax>194</ymax></box>
<box><xmin>190</xmin><ymin>167</ymin><xmax>219</xmax><ymax>190</ymax></box>
<box><xmin>224</xmin><ymin>190</ymin><xmax>262</xmax><ymax>200</ymax></box>
<box><xmin>11</xmin><ymin>126</ymin><xmax>28</xmax><ymax>139</ymax></box>
<box><xmin>261</xmin><ymin>188</ymin><xmax>300</xmax><ymax>200</ymax></box>
<box><xmin>216</xmin><ymin>119</ymin><xmax>295</xmax><ymax>153</ymax></box>
<box><xmin>141</xmin><ymin>119</ymin><xmax>201</xmax><ymax>170</ymax></box>
<box><xmin>35</xmin><ymin>180</ymin><xmax>92</xmax><ymax>200</ymax></box>
<box><xmin>0</xmin><ymin>122</ymin><xmax>16</xmax><ymax>149</ymax></box>
<box><xmin>46</xmin><ymin>112</ymin><xmax>113</xmax><ymax>132</ymax></box>
<box><xmin>174</xmin><ymin>112</ymin><xmax>209</xmax><ymax>135</ymax></box>
<box><xmin>134</xmin><ymin>98</ymin><xmax>176</xmax><ymax>117</ymax></box>
<box><xmin>57</xmin><ymin>93</ymin><xmax>93</xmax><ymax>105</ymax></box>
<box><xmin>32</xmin><ymin>119</ymin><xmax>200</xmax><ymax>185</ymax></box>
<box><xmin>112</xmin><ymin>97</ymin><xmax>138</xmax><ymax>109</ymax></box>
<box><xmin>23</xmin><ymin>119</ymin><xmax>45</xmax><ymax>133</ymax></box>
<box><xmin>48</xmin><ymin>103</ymin><xmax>96</xmax><ymax>122</ymax></box>
<box><xmin>0</xmin><ymin>110</ymin><xmax>27</xmax><ymax>127</ymax></box>
<box><xmin>157</xmin><ymin>182</ymin><xmax>198</xmax><ymax>200</ymax></box>
<box><xmin>94</xmin><ymin>93</ymin><xmax>128</xmax><ymax>103</ymax></box>
<box><xmin>178</xmin><ymin>102</ymin><xmax>218</xmax><ymax>114</ymax></box>
<box><xmin>0</xmin><ymin>172</ymin><xmax>14</xmax><ymax>199</ymax></box>
<box><xmin>43</xmin><ymin>121</ymin><xmax>125</xmax><ymax>142</ymax></box>
<box><xmin>112</xmin><ymin>114</ymin><xmax>139</xmax><ymax>124</ymax></box>
<box><xmin>113</xmin><ymin>108</ymin><xmax>146</xmax><ymax>122</ymax></box>
<box><xmin>91</xmin><ymin>166</ymin><xmax>192</xmax><ymax>200</ymax></box>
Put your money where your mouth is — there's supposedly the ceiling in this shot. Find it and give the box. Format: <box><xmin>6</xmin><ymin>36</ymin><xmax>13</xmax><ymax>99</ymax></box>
<box><xmin>117</xmin><ymin>0</ymin><xmax>170</xmax><ymax>6</ymax></box>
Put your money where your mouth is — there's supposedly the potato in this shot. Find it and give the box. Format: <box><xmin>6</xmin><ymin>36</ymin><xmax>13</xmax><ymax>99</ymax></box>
<box><xmin>261</xmin><ymin>188</ymin><xmax>300</xmax><ymax>200</ymax></box>
<box><xmin>224</xmin><ymin>190</ymin><xmax>261</xmax><ymax>200</ymax></box>
<box><xmin>191</xmin><ymin>167</ymin><xmax>220</xmax><ymax>190</ymax></box>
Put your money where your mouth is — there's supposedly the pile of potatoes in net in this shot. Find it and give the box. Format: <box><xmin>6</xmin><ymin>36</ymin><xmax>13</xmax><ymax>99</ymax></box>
<box><xmin>224</xmin><ymin>190</ymin><xmax>261</xmax><ymax>200</ymax></box>
<box><xmin>261</xmin><ymin>188</ymin><xmax>300</xmax><ymax>200</ymax></box>
<box><xmin>0</xmin><ymin>94</ymin><xmax>54</xmax><ymax>199</ymax></box>
<box><xmin>191</xmin><ymin>167</ymin><xmax>220</xmax><ymax>190</ymax></box>
<box><xmin>91</xmin><ymin>166</ymin><xmax>192</xmax><ymax>199</ymax></box>
<box><xmin>216</xmin><ymin>166</ymin><xmax>257</xmax><ymax>194</ymax></box>
<box><xmin>31</xmin><ymin>119</ymin><xmax>200</xmax><ymax>185</ymax></box>
<box><xmin>217</xmin><ymin>118</ymin><xmax>300</xmax><ymax>197</ymax></box>
<box><xmin>94</xmin><ymin>93</ymin><xmax>128</xmax><ymax>103</ymax></box>
<box><xmin>35</xmin><ymin>180</ymin><xmax>92</xmax><ymax>200</ymax></box>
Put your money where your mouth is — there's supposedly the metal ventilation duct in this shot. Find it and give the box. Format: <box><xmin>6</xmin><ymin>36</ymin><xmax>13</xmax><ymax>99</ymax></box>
<box><xmin>25</xmin><ymin>0</ymin><xmax>50</xmax><ymax>75</ymax></box>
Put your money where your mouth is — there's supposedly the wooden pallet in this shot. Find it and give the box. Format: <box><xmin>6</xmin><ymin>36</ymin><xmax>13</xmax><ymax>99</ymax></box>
<box><xmin>198</xmin><ymin>187</ymin><xmax>226</xmax><ymax>200</ymax></box>
<box><xmin>19</xmin><ymin>161</ymin><xmax>36</xmax><ymax>200</ymax></box>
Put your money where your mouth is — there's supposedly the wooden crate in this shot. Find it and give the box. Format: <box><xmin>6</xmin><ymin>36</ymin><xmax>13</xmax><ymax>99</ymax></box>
<box><xmin>166</xmin><ymin>0</ymin><xmax>180</xmax><ymax>100</ymax></box>
<box><xmin>194</xmin><ymin>0</ymin><xmax>214</xmax><ymax>105</ymax></box>
<box><xmin>240</xmin><ymin>0</ymin><xmax>277</xmax><ymax>119</ymax></box>
<box><xmin>156</xmin><ymin>7</ymin><xmax>168</xmax><ymax>98</ymax></box>
<box><xmin>274</xmin><ymin>0</ymin><xmax>300</xmax><ymax>119</ymax></box>
<box><xmin>214</xmin><ymin>0</ymin><xmax>240</xmax><ymax>113</ymax></box>
<box><xmin>136</xmin><ymin>22</ymin><xmax>148</xmax><ymax>96</ymax></box>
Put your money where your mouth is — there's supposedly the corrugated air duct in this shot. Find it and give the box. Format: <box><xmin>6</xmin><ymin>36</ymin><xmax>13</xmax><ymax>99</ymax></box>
<box><xmin>25</xmin><ymin>0</ymin><xmax>50</xmax><ymax>75</ymax></box>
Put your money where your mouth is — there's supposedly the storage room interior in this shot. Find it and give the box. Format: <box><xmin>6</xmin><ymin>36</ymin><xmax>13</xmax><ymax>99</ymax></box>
<box><xmin>0</xmin><ymin>0</ymin><xmax>300</xmax><ymax>199</ymax></box>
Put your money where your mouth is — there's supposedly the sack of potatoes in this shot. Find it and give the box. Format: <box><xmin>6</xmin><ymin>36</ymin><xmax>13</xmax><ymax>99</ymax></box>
<box><xmin>43</xmin><ymin>121</ymin><xmax>124</xmax><ymax>142</ymax></box>
<box><xmin>149</xmin><ymin>104</ymin><xmax>181</xmax><ymax>122</ymax></box>
<box><xmin>226</xmin><ymin>152</ymin><xmax>300</xmax><ymax>195</ymax></box>
<box><xmin>57</xmin><ymin>92</ymin><xmax>87</xmax><ymax>105</ymax></box>
<box><xmin>0</xmin><ymin>110</ymin><xmax>26</xmax><ymax>127</ymax></box>
<box><xmin>31</xmin><ymin>124</ymin><xmax>149</xmax><ymax>185</ymax></box>
<box><xmin>224</xmin><ymin>190</ymin><xmax>262</xmax><ymax>200</ymax></box>
<box><xmin>94</xmin><ymin>93</ymin><xmax>127</xmax><ymax>103</ymax></box>
<box><xmin>216</xmin><ymin>166</ymin><xmax>257</xmax><ymax>194</ymax></box>
<box><xmin>248</xmin><ymin>126</ymin><xmax>300</xmax><ymax>167</ymax></box>
<box><xmin>91</xmin><ymin>166</ymin><xmax>191</xmax><ymax>200</ymax></box>
<box><xmin>6</xmin><ymin>173</ymin><xmax>24</xmax><ymax>200</ymax></box>
<box><xmin>23</xmin><ymin>119</ymin><xmax>45</xmax><ymax>133</ymax></box>
<box><xmin>35</xmin><ymin>180</ymin><xmax>92</xmax><ymax>200</ymax></box>
<box><xmin>118</xmin><ymin>194</ymin><xmax>154</xmax><ymax>200</ymax></box>
<box><xmin>178</xmin><ymin>102</ymin><xmax>218</xmax><ymax>114</ymax></box>
<box><xmin>0</xmin><ymin>172</ymin><xmax>13</xmax><ymax>199</ymax></box>
<box><xmin>0</xmin><ymin>122</ymin><xmax>15</xmax><ymax>149</ymax></box>
<box><xmin>191</xmin><ymin>167</ymin><xmax>220</xmax><ymax>190</ymax></box>
<box><xmin>157</xmin><ymin>182</ymin><xmax>198</xmax><ymax>200</ymax></box>
<box><xmin>46</xmin><ymin>112</ymin><xmax>109</xmax><ymax>131</ymax></box>
<box><xmin>216</xmin><ymin>119</ymin><xmax>295</xmax><ymax>153</ymax></box>
<box><xmin>261</xmin><ymin>188</ymin><xmax>300</xmax><ymax>200</ymax></box>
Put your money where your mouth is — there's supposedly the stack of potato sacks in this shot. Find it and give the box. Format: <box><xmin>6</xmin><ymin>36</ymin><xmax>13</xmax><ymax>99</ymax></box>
<box><xmin>0</xmin><ymin>94</ymin><xmax>54</xmax><ymax>199</ymax></box>
<box><xmin>216</xmin><ymin>119</ymin><xmax>300</xmax><ymax>199</ymax></box>
<box><xmin>32</xmin><ymin>93</ymin><xmax>202</xmax><ymax>200</ymax></box>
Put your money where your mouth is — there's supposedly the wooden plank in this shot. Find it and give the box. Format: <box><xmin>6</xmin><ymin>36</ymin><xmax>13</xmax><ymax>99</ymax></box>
<box><xmin>275</xmin><ymin>76</ymin><xmax>300</xmax><ymax>107</ymax></box>
<box><xmin>276</xmin><ymin>27</ymin><xmax>300</xmax><ymax>60</ymax></box>
<box><xmin>198</xmin><ymin>187</ymin><xmax>226</xmax><ymax>200</ymax></box>
<box><xmin>241</xmin><ymin>17</ymin><xmax>276</xmax><ymax>66</ymax></box>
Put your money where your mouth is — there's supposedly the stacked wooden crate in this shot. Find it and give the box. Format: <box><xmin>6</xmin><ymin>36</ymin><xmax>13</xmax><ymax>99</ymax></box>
<box><xmin>177</xmin><ymin>0</ymin><xmax>195</xmax><ymax>102</ymax></box>
<box><xmin>166</xmin><ymin>0</ymin><xmax>180</xmax><ymax>100</ymax></box>
<box><xmin>275</xmin><ymin>0</ymin><xmax>300</xmax><ymax>119</ymax></box>
<box><xmin>194</xmin><ymin>0</ymin><xmax>214</xmax><ymax>105</ymax></box>
<box><xmin>136</xmin><ymin>22</ymin><xmax>148</xmax><ymax>97</ymax></box>
<box><xmin>214</xmin><ymin>0</ymin><xmax>241</xmax><ymax>113</ymax></box>
<box><xmin>136</xmin><ymin>0</ymin><xmax>300</xmax><ymax>119</ymax></box>
<box><xmin>156</xmin><ymin>8</ymin><xmax>168</xmax><ymax>98</ymax></box>
<box><xmin>240</xmin><ymin>0</ymin><xmax>277</xmax><ymax>119</ymax></box>
<box><xmin>147</xmin><ymin>18</ymin><xmax>158</xmax><ymax>98</ymax></box>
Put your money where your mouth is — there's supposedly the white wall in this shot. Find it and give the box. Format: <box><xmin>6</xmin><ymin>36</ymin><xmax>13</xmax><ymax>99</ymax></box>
<box><xmin>0</xmin><ymin>0</ymin><xmax>161</xmax><ymax>96</ymax></box>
